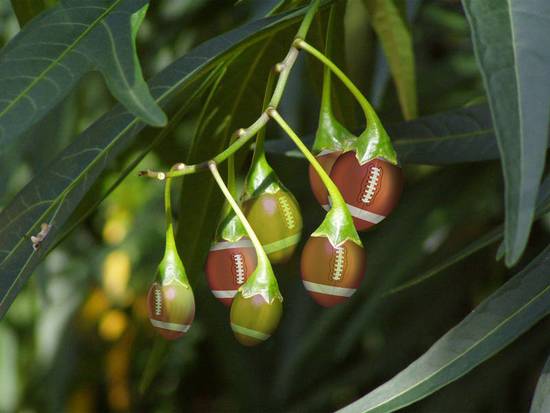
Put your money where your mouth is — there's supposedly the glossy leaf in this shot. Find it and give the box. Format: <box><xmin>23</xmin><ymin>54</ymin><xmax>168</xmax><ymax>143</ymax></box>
<box><xmin>0</xmin><ymin>7</ymin><xmax>315</xmax><ymax>319</ymax></box>
<box><xmin>339</xmin><ymin>244</ymin><xmax>550</xmax><ymax>413</ymax></box>
<box><xmin>364</xmin><ymin>0</ymin><xmax>417</xmax><ymax>119</ymax></box>
<box><xmin>0</xmin><ymin>0</ymin><xmax>166</xmax><ymax>148</ymax></box>
<box><xmin>462</xmin><ymin>0</ymin><xmax>550</xmax><ymax>266</ymax></box>
<box><xmin>530</xmin><ymin>354</ymin><xmax>550</xmax><ymax>413</ymax></box>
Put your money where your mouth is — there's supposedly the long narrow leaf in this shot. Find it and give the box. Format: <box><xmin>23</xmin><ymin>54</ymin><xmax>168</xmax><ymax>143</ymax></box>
<box><xmin>530</xmin><ymin>354</ymin><xmax>550</xmax><ymax>413</ymax></box>
<box><xmin>462</xmin><ymin>0</ymin><xmax>550</xmax><ymax>266</ymax></box>
<box><xmin>339</xmin><ymin>244</ymin><xmax>550</xmax><ymax>413</ymax></box>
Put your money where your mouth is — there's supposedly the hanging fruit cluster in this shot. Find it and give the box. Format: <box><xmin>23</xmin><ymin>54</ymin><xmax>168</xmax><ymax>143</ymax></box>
<box><xmin>141</xmin><ymin>2</ymin><xmax>403</xmax><ymax>346</ymax></box>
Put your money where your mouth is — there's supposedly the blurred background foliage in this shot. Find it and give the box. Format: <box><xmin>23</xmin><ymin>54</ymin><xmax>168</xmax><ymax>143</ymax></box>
<box><xmin>0</xmin><ymin>0</ymin><xmax>548</xmax><ymax>412</ymax></box>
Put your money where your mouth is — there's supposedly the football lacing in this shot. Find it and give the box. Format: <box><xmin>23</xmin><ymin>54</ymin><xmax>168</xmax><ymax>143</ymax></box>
<box><xmin>154</xmin><ymin>288</ymin><xmax>162</xmax><ymax>316</ymax></box>
<box><xmin>361</xmin><ymin>166</ymin><xmax>382</xmax><ymax>204</ymax></box>
<box><xmin>278</xmin><ymin>195</ymin><xmax>296</xmax><ymax>229</ymax></box>
<box><xmin>331</xmin><ymin>246</ymin><xmax>345</xmax><ymax>281</ymax></box>
<box><xmin>233</xmin><ymin>253</ymin><xmax>245</xmax><ymax>285</ymax></box>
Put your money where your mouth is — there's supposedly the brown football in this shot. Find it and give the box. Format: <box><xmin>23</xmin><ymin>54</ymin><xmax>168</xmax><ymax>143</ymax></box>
<box><xmin>329</xmin><ymin>152</ymin><xmax>403</xmax><ymax>231</ymax></box>
<box><xmin>205</xmin><ymin>238</ymin><xmax>257</xmax><ymax>306</ymax></box>
<box><xmin>300</xmin><ymin>236</ymin><xmax>366</xmax><ymax>307</ymax></box>
<box><xmin>147</xmin><ymin>280</ymin><xmax>195</xmax><ymax>340</ymax></box>
<box><xmin>308</xmin><ymin>150</ymin><xmax>341</xmax><ymax>210</ymax></box>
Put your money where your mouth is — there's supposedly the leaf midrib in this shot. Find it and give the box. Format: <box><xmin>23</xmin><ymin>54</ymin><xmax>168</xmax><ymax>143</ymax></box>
<box><xmin>0</xmin><ymin>0</ymin><xmax>122</xmax><ymax>119</ymax></box>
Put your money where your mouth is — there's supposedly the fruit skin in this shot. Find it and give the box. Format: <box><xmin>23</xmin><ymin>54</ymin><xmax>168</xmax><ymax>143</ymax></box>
<box><xmin>308</xmin><ymin>150</ymin><xmax>341</xmax><ymax>210</ymax></box>
<box><xmin>301</xmin><ymin>236</ymin><xmax>366</xmax><ymax>307</ymax></box>
<box><xmin>205</xmin><ymin>238</ymin><xmax>257</xmax><ymax>306</ymax></box>
<box><xmin>230</xmin><ymin>293</ymin><xmax>282</xmax><ymax>346</ymax></box>
<box><xmin>147</xmin><ymin>280</ymin><xmax>195</xmax><ymax>340</ymax></box>
<box><xmin>243</xmin><ymin>190</ymin><xmax>302</xmax><ymax>264</ymax></box>
<box><xmin>329</xmin><ymin>152</ymin><xmax>403</xmax><ymax>231</ymax></box>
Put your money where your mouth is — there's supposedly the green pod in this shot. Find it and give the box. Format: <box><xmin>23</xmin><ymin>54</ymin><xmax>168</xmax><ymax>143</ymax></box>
<box><xmin>243</xmin><ymin>189</ymin><xmax>302</xmax><ymax>264</ymax></box>
<box><xmin>230</xmin><ymin>292</ymin><xmax>283</xmax><ymax>346</ymax></box>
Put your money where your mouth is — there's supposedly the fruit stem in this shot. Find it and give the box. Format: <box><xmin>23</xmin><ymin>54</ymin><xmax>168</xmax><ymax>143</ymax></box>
<box><xmin>164</xmin><ymin>165</ymin><xmax>178</xmax><ymax>254</ymax></box>
<box><xmin>209</xmin><ymin>162</ymin><xmax>271</xmax><ymax>270</ymax></box>
<box><xmin>295</xmin><ymin>39</ymin><xmax>398</xmax><ymax>165</ymax></box>
<box><xmin>268</xmin><ymin>109</ymin><xmax>344</xmax><ymax>210</ymax></box>
<box><xmin>139</xmin><ymin>0</ymin><xmax>322</xmax><ymax>181</ymax></box>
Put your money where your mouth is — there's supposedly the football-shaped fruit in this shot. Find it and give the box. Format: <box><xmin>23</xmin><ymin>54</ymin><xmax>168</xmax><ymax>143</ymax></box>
<box><xmin>301</xmin><ymin>236</ymin><xmax>366</xmax><ymax>307</ymax></box>
<box><xmin>147</xmin><ymin>280</ymin><xmax>195</xmax><ymax>340</ymax></box>
<box><xmin>243</xmin><ymin>190</ymin><xmax>302</xmax><ymax>264</ymax></box>
<box><xmin>230</xmin><ymin>293</ymin><xmax>282</xmax><ymax>346</ymax></box>
<box><xmin>329</xmin><ymin>152</ymin><xmax>403</xmax><ymax>231</ymax></box>
<box><xmin>308</xmin><ymin>150</ymin><xmax>341</xmax><ymax>210</ymax></box>
<box><xmin>205</xmin><ymin>238</ymin><xmax>257</xmax><ymax>306</ymax></box>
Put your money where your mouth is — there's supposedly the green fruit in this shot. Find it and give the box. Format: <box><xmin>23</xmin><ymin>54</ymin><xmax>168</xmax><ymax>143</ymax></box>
<box><xmin>243</xmin><ymin>189</ymin><xmax>302</xmax><ymax>264</ymax></box>
<box><xmin>230</xmin><ymin>293</ymin><xmax>282</xmax><ymax>346</ymax></box>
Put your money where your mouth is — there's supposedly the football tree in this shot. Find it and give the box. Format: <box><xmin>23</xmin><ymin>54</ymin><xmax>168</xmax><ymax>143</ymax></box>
<box><xmin>0</xmin><ymin>0</ymin><xmax>549</xmax><ymax>412</ymax></box>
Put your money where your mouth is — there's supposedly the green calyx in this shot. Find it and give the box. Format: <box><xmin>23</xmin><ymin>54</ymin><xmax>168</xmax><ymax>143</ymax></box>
<box><xmin>215</xmin><ymin>208</ymin><xmax>248</xmax><ymax>243</ymax></box>
<box><xmin>312</xmin><ymin>203</ymin><xmax>362</xmax><ymax>248</ymax></box>
<box><xmin>160</xmin><ymin>235</ymin><xmax>190</xmax><ymax>287</ymax></box>
<box><xmin>239</xmin><ymin>260</ymin><xmax>283</xmax><ymax>304</ymax></box>
<box><xmin>243</xmin><ymin>152</ymin><xmax>283</xmax><ymax>198</ymax></box>
<box><xmin>353</xmin><ymin>118</ymin><xmax>398</xmax><ymax>166</ymax></box>
<box><xmin>313</xmin><ymin>105</ymin><xmax>356</xmax><ymax>153</ymax></box>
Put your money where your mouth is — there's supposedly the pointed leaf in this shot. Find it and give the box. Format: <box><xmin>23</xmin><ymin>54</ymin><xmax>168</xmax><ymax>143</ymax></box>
<box><xmin>0</xmin><ymin>0</ymin><xmax>166</xmax><ymax>148</ymax></box>
<box><xmin>339</xmin><ymin>244</ymin><xmax>550</xmax><ymax>413</ymax></box>
<box><xmin>364</xmin><ymin>0</ymin><xmax>417</xmax><ymax>119</ymax></box>
<box><xmin>462</xmin><ymin>0</ymin><xmax>550</xmax><ymax>266</ymax></box>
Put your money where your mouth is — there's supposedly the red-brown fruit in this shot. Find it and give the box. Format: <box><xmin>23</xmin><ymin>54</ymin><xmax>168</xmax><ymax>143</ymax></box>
<box><xmin>308</xmin><ymin>150</ymin><xmax>341</xmax><ymax>210</ymax></box>
<box><xmin>205</xmin><ymin>238</ymin><xmax>257</xmax><ymax>306</ymax></box>
<box><xmin>301</xmin><ymin>236</ymin><xmax>366</xmax><ymax>307</ymax></box>
<box><xmin>329</xmin><ymin>152</ymin><xmax>403</xmax><ymax>231</ymax></box>
<box><xmin>147</xmin><ymin>280</ymin><xmax>195</xmax><ymax>340</ymax></box>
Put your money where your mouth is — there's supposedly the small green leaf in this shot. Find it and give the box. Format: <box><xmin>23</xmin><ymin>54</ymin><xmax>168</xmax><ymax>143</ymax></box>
<box><xmin>0</xmin><ymin>0</ymin><xmax>166</xmax><ymax>148</ymax></box>
<box><xmin>339</xmin><ymin>244</ymin><xmax>550</xmax><ymax>413</ymax></box>
<box><xmin>462</xmin><ymin>0</ymin><xmax>550</xmax><ymax>266</ymax></box>
<box><xmin>363</xmin><ymin>0</ymin><xmax>417</xmax><ymax>119</ymax></box>
<box><xmin>530</xmin><ymin>354</ymin><xmax>550</xmax><ymax>413</ymax></box>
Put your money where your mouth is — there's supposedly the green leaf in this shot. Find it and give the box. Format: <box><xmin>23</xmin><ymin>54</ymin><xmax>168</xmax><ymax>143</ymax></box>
<box><xmin>388</xmin><ymin>173</ymin><xmax>550</xmax><ymax>296</ymax></box>
<box><xmin>462</xmin><ymin>0</ymin><xmax>550</xmax><ymax>266</ymax></box>
<box><xmin>530</xmin><ymin>354</ymin><xmax>550</xmax><ymax>413</ymax></box>
<box><xmin>266</xmin><ymin>104</ymin><xmax>540</xmax><ymax>165</ymax></box>
<box><xmin>338</xmin><ymin>244</ymin><xmax>550</xmax><ymax>413</ymax></box>
<box><xmin>363</xmin><ymin>0</ymin><xmax>417</xmax><ymax>119</ymax></box>
<box><xmin>0</xmin><ymin>0</ymin><xmax>167</xmax><ymax>148</ymax></box>
<box><xmin>0</xmin><ymin>6</ymin><xmax>316</xmax><ymax>319</ymax></box>
<box><xmin>10</xmin><ymin>0</ymin><xmax>57</xmax><ymax>26</ymax></box>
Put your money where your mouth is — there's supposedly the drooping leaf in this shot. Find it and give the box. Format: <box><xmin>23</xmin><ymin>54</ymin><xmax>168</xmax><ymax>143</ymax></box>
<box><xmin>0</xmin><ymin>6</ymin><xmax>320</xmax><ymax>319</ymax></box>
<box><xmin>0</xmin><ymin>0</ymin><xmax>167</xmax><ymax>149</ymax></box>
<box><xmin>9</xmin><ymin>0</ymin><xmax>57</xmax><ymax>26</ymax></box>
<box><xmin>530</xmin><ymin>353</ymin><xmax>550</xmax><ymax>413</ymax></box>
<box><xmin>363</xmin><ymin>0</ymin><xmax>417</xmax><ymax>119</ymax></box>
<box><xmin>462</xmin><ymin>0</ymin><xmax>550</xmax><ymax>266</ymax></box>
<box><xmin>338</xmin><ymin>244</ymin><xmax>550</xmax><ymax>413</ymax></box>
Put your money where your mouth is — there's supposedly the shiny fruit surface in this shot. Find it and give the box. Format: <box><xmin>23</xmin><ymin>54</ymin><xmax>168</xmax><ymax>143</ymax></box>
<box><xmin>147</xmin><ymin>280</ymin><xmax>195</xmax><ymax>340</ymax></box>
<box><xmin>308</xmin><ymin>150</ymin><xmax>341</xmax><ymax>209</ymax></box>
<box><xmin>329</xmin><ymin>152</ymin><xmax>403</xmax><ymax>231</ymax></box>
<box><xmin>205</xmin><ymin>238</ymin><xmax>257</xmax><ymax>306</ymax></box>
<box><xmin>243</xmin><ymin>190</ymin><xmax>302</xmax><ymax>264</ymax></box>
<box><xmin>230</xmin><ymin>293</ymin><xmax>282</xmax><ymax>346</ymax></box>
<box><xmin>301</xmin><ymin>236</ymin><xmax>366</xmax><ymax>307</ymax></box>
